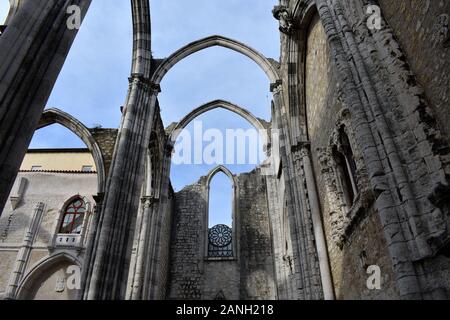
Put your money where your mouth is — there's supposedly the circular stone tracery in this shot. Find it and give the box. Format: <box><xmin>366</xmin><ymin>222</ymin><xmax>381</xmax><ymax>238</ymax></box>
<box><xmin>209</xmin><ymin>224</ymin><xmax>232</xmax><ymax>247</ymax></box>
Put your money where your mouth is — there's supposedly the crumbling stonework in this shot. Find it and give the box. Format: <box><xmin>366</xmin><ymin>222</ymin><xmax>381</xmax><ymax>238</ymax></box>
<box><xmin>0</xmin><ymin>0</ymin><xmax>449</xmax><ymax>300</ymax></box>
<box><xmin>90</xmin><ymin>129</ymin><xmax>118</xmax><ymax>175</ymax></box>
<box><xmin>378</xmin><ymin>0</ymin><xmax>450</xmax><ymax>140</ymax></box>
<box><xmin>168</xmin><ymin>168</ymin><xmax>276</xmax><ymax>300</ymax></box>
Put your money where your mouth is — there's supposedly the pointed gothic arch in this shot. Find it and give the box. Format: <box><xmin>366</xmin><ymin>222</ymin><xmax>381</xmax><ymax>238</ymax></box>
<box><xmin>204</xmin><ymin>165</ymin><xmax>238</xmax><ymax>259</ymax></box>
<box><xmin>151</xmin><ymin>35</ymin><xmax>280</xmax><ymax>85</ymax></box>
<box><xmin>15</xmin><ymin>252</ymin><xmax>82</xmax><ymax>300</ymax></box>
<box><xmin>168</xmin><ymin>99</ymin><xmax>269</xmax><ymax>148</ymax></box>
<box><xmin>37</xmin><ymin>108</ymin><xmax>106</xmax><ymax>193</ymax></box>
<box><xmin>205</xmin><ymin>165</ymin><xmax>236</xmax><ymax>188</ymax></box>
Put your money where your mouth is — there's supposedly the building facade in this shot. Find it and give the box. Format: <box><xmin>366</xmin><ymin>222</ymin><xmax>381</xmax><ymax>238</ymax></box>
<box><xmin>0</xmin><ymin>0</ymin><xmax>449</xmax><ymax>300</ymax></box>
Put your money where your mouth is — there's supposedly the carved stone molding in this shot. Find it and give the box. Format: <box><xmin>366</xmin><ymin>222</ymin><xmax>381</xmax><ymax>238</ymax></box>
<box><xmin>128</xmin><ymin>73</ymin><xmax>161</xmax><ymax>94</ymax></box>
<box><xmin>273</xmin><ymin>5</ymin><xmax>294</xmax><ymax>35</ymax></box>
<box><xmin>317</xmin><ymin>108</ymin><xmax>374</xmax><ymax>249</ymax></box>
<box><xmin>270</xmin><ymin>80</ymin><xmax>283</xmax><ymax>93</ymax></box>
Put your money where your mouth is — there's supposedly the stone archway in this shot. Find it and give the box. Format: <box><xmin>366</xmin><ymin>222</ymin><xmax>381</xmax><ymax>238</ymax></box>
<box><xmin>15</xmin><ymin>252</ymin><xmax>82</xmax><ymax>300</ymax></box>
<box><xmin>151</xmin><ymin>35</ymin><xmax>279</xmax><ymax>85</ymax></box>
<box><xmin>168</xmin><ymin>99</ymin><xmax>269</xmax><ymax>147</ymax></box>
<box><xmin>37</xmin><ymin>108</ymin><xmax>106</xmax><ymax>194</ymax></box>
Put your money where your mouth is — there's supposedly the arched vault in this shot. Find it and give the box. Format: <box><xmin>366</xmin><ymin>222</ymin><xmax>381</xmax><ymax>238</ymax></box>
<box><xmin>168</xmin><ymin>99</ymin><xmax>269</xmax><ymax>147</ymax></box>
<box><xmin>151</xmin><ymin>35</ymin><xmax>280</xmax><ymax>85</ymax></box>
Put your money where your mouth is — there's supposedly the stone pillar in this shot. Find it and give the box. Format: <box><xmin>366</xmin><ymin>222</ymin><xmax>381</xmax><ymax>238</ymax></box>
<box><xmin>5</xmin><ymin>202</ymin><xmax>45</xmax><ymax>299</ymax></box>
<box><xmin>271</xmin><ymin>81</ymin><xmax>324</xmax><ymax>299</ymax></box>
<box><xmin>298</xmin><ymin>142</ymin><xmax>335</xmax><ymax>300</ymax></box>
<box><xmin>84</xmin><ymin>0</ymin><xmax>154</xmax><ymax>300</ymax></box>
<box><xmin>130</xmin><ymin>195</ymin><xmax>157</xmax><ymax>300</ymax></box>
<box><xmin>143</xmin><ymin>146</ymin><xmax>172</xmax><ymax>300</ymax></box>
<box><xmin>0</xmin><ymin>0</ymin><xmax>91</xmax><ymax>215</ymax></box>
<box><xmin>80</xmin><ymin>193</ymin><xmax>103</xmax><ymax>300</ymax></box>
<box><xmin>86</xmin><ymin>81</ymin><xmax>158</xmax><ymax>300</ymax></box>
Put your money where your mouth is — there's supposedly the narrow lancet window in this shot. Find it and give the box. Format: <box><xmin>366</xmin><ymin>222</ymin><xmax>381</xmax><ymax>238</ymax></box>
<box><xmin>208</xmin><ymin>170</ymin><xmax>233</xmax><ymax>258</ymax></box>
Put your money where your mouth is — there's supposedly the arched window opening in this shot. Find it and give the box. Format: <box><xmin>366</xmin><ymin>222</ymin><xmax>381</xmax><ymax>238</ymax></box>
<box><xmin>59</xmin><ymin>198</ymin><xmax>86</xmax><ymax>234</ymax></box>
<box><xmin>333</xmin><ymin>128</ymin><xmax>358</xmax><ymax>207</ymax></box>
<box><xmin>208</xmin><ymin>171</ymin><xmax>233</xmax><ymax>258</ymax></box>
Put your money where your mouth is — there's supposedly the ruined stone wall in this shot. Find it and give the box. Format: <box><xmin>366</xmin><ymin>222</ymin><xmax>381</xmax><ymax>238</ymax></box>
<box><xmin>168</xmin><ymin>169</ymin><xmax>276</xmax><ymax>300</ymax></box>
<box><xmin>90</xmin><ymin>128</ymin><xmax>118</xmax><ymax>175</ymax></box>
<box><xmin>378</xmin><ymin>0</ymin><xmax>450</xmax><ymax>141</ymax></box>
<box><xmin>167</xmin><ymin>182</ymin><xmax>211</xmax><ymax>300</ymax></box>
<box><xmin>152</xmin><ymin>189</ymin><xmax>174</xmax><ymax>299</ymax></box>
<box><xmin>237</xmin><ymin>170</ymin><xmax>277</xmax><ymax>300</ymax></box>
<box><xmin>304</xmin><ymin>12</ymin><xmax>399</xmax><ymax>299</ymax></box>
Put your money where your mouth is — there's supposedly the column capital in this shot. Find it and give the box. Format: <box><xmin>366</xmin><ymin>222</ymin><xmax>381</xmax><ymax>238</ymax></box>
<box><xmin>270</xmin><ymin>80</ymin><xmax>283</xmax><ymax>93</ymax></box>
<box><xmin>128</xmin><ymin>73</ymin><xmax>161</xmax><ymax>94</ymax></box>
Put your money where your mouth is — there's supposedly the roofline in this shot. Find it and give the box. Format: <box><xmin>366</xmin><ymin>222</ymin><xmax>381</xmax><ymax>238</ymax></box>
<box><xmin>26</xmin><ymin>148</ymin><xmax>91</xmax><ymax>153</ymax></box>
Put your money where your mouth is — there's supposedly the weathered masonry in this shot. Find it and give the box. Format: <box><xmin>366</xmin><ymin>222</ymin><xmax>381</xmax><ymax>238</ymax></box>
<box><xmin>0</xmin><ymin>0</ymin><xmax>449</xmax><ymax>300</ymax></box>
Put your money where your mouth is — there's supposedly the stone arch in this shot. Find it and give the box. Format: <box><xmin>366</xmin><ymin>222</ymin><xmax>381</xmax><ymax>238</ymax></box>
<box><xmin>288</xmin><ymin>1</ymin><xmax>322</xmax><ymax>140</ymax></box>
<box><xmin>168</xmin><ymin>99</ymin><xmax>269</xmax><ymax>147</ymax></box>
<box><xmin>205</xmin><ymin>165</ymin><xmax>236</xmax><ymax>188</ymax></box>
<box><xmin>151</xmin><ymin>35</ymin><xmax>280</xmax><ymax>85</ymax></box>
<box><xmin>15</xmin><ymin>252</ymin><xmax>82</xmax><ymax>300</ymax></box>
<box><xmin>37</xmin><ymin>108</ymin><xmax>106</xmax><ymax>193</ymax></box>
<box><xmin>292</xmin><ymin>0</ymin><xmax>318</xmax><ymax>29</ymax></box>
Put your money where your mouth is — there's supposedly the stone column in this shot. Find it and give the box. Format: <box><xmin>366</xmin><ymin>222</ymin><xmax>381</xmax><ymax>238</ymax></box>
<box><xmin>5</xmin><ymin>202</ymin><xmax>45</xmax><ymax>299</ymax></box>
<box><xmin>143</xmin><ymin>146</ymin><xmax>172</xmax><ymax>300</ymax></box>
<box><xmin>84</xmin><ymin>0</ymin><xmax>154</xmax><ymax>300</ymax></box>
<box><xmin>298</xmin><ymin>142</ymin><xmax>335</xmax><ymax>300</ymax></box>
<box><xmin>86</xmin><ymin>81</ymin><xmax>158</xmax><ymax>300</ymax></box>
<box><xmin>130</xmin><ymin>195</ymin><xmax>156</xmax><ymax>300</ymax></box>
<box><xmin>271</xmin><ymin>81</ymin><xmax>323</xmax><ymax>299</ymax></box>
<box><xmin>0</xmin><ymin>0</ymin><xmax>91</xmax><ymax>215</ymax></box>
<box><xmin>80</xmin><ymin>193</ymin><xmax>103</xmax><ymax>300</ymax></box>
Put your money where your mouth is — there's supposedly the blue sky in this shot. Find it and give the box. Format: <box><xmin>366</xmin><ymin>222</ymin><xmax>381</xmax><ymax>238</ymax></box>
<box><xmin>0</xmin><ymin>1</ymin><xmax>7</xmax><ymax>24</ymax></box>
<box><xmin>3</xmin><ymin>1</ymin><xmax>279</xmax><ymax>226</ymax></box>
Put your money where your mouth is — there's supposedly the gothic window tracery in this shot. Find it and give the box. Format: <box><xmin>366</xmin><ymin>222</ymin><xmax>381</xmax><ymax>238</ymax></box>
<box><xmin>59</xmin><ymin>198</ymin><xmax>86</xmax><ymax>234</ymax></box>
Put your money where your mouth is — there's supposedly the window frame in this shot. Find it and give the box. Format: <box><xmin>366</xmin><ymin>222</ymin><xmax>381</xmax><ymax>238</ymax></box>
<box><xmin>58</xmin><ymin>197</ymin><xmax>86</xmax><ymax>235</ymax></box>
<box><xmin>203</xmin><ymin>166</ymin><xmax>239</xmax><ymax>261</ymax></box>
